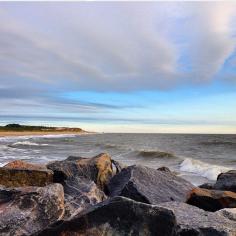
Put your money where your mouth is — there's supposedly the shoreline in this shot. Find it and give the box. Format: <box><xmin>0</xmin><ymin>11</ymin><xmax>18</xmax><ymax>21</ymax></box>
<box><xmin>0</xmin><ymin>130</ymin><xmax>91</xmax><ymax>137</ymax></box>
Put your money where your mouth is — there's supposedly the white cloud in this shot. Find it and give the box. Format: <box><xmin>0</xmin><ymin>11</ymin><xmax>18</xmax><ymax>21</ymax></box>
<box><xmin>184</xmin><ymin>2</ymin><xmax>236</xmax><ymax>82</ymax></box>
<box><xmin>0</xmin><ymin>1</ymin><xmax>235</xmax><ymax>116</ymax></box>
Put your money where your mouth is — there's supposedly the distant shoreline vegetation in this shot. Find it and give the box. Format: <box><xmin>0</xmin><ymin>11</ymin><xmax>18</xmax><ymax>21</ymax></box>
<box><xmin>0</xmin><ymin>124</ymin><xmax>84</xmax><ymax>132</ymax></box>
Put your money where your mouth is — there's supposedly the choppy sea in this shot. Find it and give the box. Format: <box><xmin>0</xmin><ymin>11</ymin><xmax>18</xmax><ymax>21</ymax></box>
<box><xmin>1</xmin><ymin>133</ymin><xmax>236</xmax><ymax>186</ymax></box>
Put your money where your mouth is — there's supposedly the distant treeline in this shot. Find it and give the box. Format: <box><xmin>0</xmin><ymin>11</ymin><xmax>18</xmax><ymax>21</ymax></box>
<box><xmin>0</xmin><ymin>124</ymin><xmax>83</xmax><ymax>132</ymax></box>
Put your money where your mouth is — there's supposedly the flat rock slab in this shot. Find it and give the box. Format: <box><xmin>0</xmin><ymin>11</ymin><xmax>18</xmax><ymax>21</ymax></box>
<box><xmin>187</xmin><ymin>188</ymin><xmax>236</xmax><ymax>212</ymax></box>
<box><xmin>63</xmin><ymin>176</ymin><xmax>106</xmax><ymax>219</ymax></box>
<box><xmin>159</xmin><ymin>201</ymin><xmax>236</xmax><ymax>236</ymax></box>
<box><xmin>214</xmin><ymin>170</ymin><xmax>236</xmax><ymax>192</ymax></box>
<box><xmin>35</xmin><ymin>196</ymin><xmax>177</xmax><ymax>236</ymax></box>
<box><xmin>4</xmin><ymin>160</ymin><xmax>47</xmax><ymax>170</ymax></box>
<box><xmin>0</xmin><ymin>183</ymin><xmax>64</xmax><ymax>236</ymax></box>
<box><xmin>0</xmin><ymin>168</ymin><xmax>53</xmax><ymax>187</ymax></box>
<box><xmin>47</xmin><ymin>153</ymin><xmax>113</xmax><ymax>190</ymax></box>
<box><xmin>107</xmin><ymin>165</ymin><xmax>194</xmax><ymax>204</ymax></box>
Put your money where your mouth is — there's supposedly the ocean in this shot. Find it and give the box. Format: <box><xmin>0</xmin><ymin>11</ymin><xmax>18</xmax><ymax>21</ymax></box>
<box><xmin>0</xmin><ymin>133</ymin><xmax>236</xmax><ymax>186</ymax></box>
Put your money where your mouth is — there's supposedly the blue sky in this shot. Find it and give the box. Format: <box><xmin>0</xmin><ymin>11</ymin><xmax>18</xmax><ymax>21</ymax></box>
<box><xmin>0</xmin><ymin>2</ymin><xmax>236</xmax><ymax>133</ymax></box>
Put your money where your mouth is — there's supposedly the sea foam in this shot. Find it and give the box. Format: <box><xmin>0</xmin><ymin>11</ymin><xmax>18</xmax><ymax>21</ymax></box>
<box><xmin>10</xmin><ymin>141</ymin><xmax>49</xmax><ymax>147</ymax></box>
<box><xmin>180</xmin><ymin>158</ymin><xmax>230</xmax><ymax>181</ymax></box>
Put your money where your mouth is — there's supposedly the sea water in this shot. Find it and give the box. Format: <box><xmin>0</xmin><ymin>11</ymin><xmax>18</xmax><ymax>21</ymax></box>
<box><xmin>0</xmin><ymin>133</ymin><xmax>235</xmax><ymax>186</ymax></box>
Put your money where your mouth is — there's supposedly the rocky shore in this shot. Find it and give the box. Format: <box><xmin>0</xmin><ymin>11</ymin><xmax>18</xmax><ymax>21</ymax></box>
<box><xmin>0</xmin><ymin>153</ymin><xmax>235</xmax><ymax>236</ymax></box>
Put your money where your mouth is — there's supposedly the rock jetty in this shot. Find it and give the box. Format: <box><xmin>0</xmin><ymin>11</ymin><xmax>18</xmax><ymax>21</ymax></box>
<box><xmin>0</xmin><ymin>153</ymin><xmax>235</xmax><ymax>236</ymax></box>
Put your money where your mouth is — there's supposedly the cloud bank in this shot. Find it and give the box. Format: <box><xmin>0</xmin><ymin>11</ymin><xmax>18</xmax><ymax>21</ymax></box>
<box><xmin>0</xmin><ymin>2</ymin><xmax>236</xmax><ymax>130</ymax></box>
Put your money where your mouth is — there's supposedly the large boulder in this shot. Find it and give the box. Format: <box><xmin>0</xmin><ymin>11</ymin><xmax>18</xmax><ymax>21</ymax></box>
<box><xmin>0</xmin><ymin>183</ymin><xmax>64</xmax><ymax>236</ymax></box>
<box><xmin>186</xmin><ymin>188</ymin><xmax>236</xmax><ymax>212</ymax></box>
<box><xmin>107</xmin><ymin>165</ymin><xmax>194</xmax><ymax>204</ymax></box>
<box><xmin>159</xmin><ymin>201</ymin><xmax>236</xmax><ymax>236</ymax></box>
<box><xmin>0</xmin><ymin>161</ymin><xmax>53</xmax><ymax>187</ymax></box>
<box><xmin>35</xmin><ymin>196</ymin><xmax>177</xmax><ymax>236</ymax></box>
<box><xmin>47</xmin><ymin>153</ymin><xmax>113</xmax><ymax>190</ymax></box>
<box><xmin>214</xmin><ymin>170</ymin><xmax>236</xmax><ymax>192</ymax></box>
<box><xmin>63</xmin><ymin>176</ymin><xmax>106</xmax><ymax>219</ymax></box>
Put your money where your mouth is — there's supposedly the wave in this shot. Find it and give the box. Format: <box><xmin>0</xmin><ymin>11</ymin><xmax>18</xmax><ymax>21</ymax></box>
<box><xmin>180</xmin><ymin>158</ymin><xmax>230</xmax><ymax>181</ymax></box>
<box><xmin>0</xmin><ymin>144</ymin><xmax>10</xmax><ymax>151</ymax></box>
<box><xmin>95</xmin><ymin>142</ymin><xmax>127</xmax><ymax>150</ymax></box>
<box><xmin>135</xmin><ymin>150</ymin><xmax>176</xmax><ymax>159</ymax></box>
<box><xmin>200</xmin><ymin>141</ymin><xmax>236</xmax><ymax>146</ymax></box>
<box><xmin>9</xmin><ymin>141</ymin><xmax>49</xmax><ymax>147</ymax></box>
<box><xmin>0</xmin><ymin>162</ymin><xmax>6</xmax><ymax>167</ymax></box>
<box><xmin>0</xmin><ymin>134</ymin><xmax>79</xmax><ymax>142</ymax></box>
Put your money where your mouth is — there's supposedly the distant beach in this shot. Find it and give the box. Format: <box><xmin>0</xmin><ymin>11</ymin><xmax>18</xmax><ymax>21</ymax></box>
<box><xmin>0</xmin><ymin>130</ymin><xmax>89</xmax><ymax>137</ymax></box>
<box><xmin>0</xmin><ymin>123</ymin><xmax>89</xmax><ymax>137</ymax></box>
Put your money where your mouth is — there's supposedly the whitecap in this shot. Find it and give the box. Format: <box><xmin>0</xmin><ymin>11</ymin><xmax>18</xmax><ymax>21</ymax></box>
<box><xmin>9</xmin><ymin>141</ymin><xmax>49</xmax><ymax>147</ymax></box>
<box><xmin>180</xmin><ymin>158</ymin><xmax>230</xmax><ymax>181</ymax></box>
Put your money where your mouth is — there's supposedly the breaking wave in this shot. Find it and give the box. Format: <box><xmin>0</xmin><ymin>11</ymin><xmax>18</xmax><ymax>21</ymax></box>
<box><xmin>180</xmin><ymin>158</ymin><xmax>230</xmax><ymax>181</ymax></box>
<box><xmin>9</xmin><ymin>141</ymin><xmax>49</xmax><ymax>147</ymax></box>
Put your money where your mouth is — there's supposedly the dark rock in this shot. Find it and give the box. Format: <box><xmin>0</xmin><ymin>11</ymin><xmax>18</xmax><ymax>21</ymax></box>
<box><xmin>47</xmin><ymin>153</ymin><xmax>113</xmax><ymax>190</ymax></box>
<box><xmin>159</xmin><ymin>201</ymin><xmax>236</xmax><ymax>236</ymax></box>
<box><xmin>198</xmin><ymin>182</ymin><xmax>214</xmax><ymax>189</ymax></box>
<box><xmin>111</xmin><ymin>159</ymin><xmax>125</xmax><ymax>175</ymax></box>
<box><xmin>0</xmin><ymin>161</ymin><xmax>53</xmax><ymax>187</ymax></box>
<box><xmin>107</xmin><ymin>165</ymin><xmax>194</xmax><ymax>204</ymax></box>
<box><xmin>186</xmin><ymin>188</ymin><xmax>236</xmax><ymax>212</ymax></box>
<box><xmin>63</xmin><ymin>176</ymin><xmax>106</xmax><ymax>219</ymax></box>
<box><xmin>157</xmin><ymin>166</ymin><xmax>171</xmax><ymax>172</ymax></box>
<box><xmin>0</xmin><ymin>183</ymin><xmax>64</xmax><ymax>236</ymax></box>
<box><xmin>35</xmin><ymin>196</ymin><xmax>177</xmax><ymax>236</ymax></box>
<box><xmin>214</xmin><ymin>170</ymin><xmax>236</xmax><ymax>192</ymax></box>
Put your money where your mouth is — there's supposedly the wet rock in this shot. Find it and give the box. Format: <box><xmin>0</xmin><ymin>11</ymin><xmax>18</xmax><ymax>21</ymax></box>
<box><xmin>186</xmin><ymin>188</ymin><xmax>236</xmax><ymax>212</ymax></box>
<box><xmin>0</xmin><ymin>161</ymin><xmax>53</xmax><ymax>187</ymax></box>
<box><xmin>198</xmin><ymin>182</ymin><xmax>214</xmax><ymax>189</ymax></box>
<box><xmin>35</xmin><ymin>196</ymin><xmax>177</xmax><ymax>236</ymax></box>
<box><xmin>214</xmin><ymin>170</ymin><xmax>236</xmax><ymax>192</ymax></box>
<box><xmin>63</xmin><ymin>176</ymin><xmax>106</xmax><ymax>219</ymax></box>
<box><xmin>157</xmin><ymin>166</ymin><xmax>171</xmax><ymax>172</ymax></box>
<box><xmin>0</xmin><ymin>183</ymin><xmax>64</xmax><ymax>236</ymax></box>
<box><xmin>107</xmin><ymin>165</ymin><xmax>194</xmax><ymax>204</ymax></box>
<box><xmin>47</xmin><ymin>153</ymin><xmax>113</xmax><ymax>190</ymax></box>
<box><xmin>111</xmin><ymin>159</ymin><xmax>125</xmax><ymax>175</ymax></box>
<box><xmin>159</xmin><ymin>201</ymin><xmax>236</xmax><ymax>236</ymax></box>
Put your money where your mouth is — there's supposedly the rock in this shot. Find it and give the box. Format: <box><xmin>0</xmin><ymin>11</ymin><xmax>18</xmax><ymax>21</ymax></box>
<box><xmin>0</xmin><ymin>183</ymin><xmax>64</xmax><ymax>236</ymax></box>
<box><xmin>47</xmin><ymin>153</ymin><xmax>113</xmax><ymax>190</ymax></box>
<box><xmin>4</xmin><ymin>160</ymin><xmax>47</xmax><ymax>170</ymax></box>
<box><xmin>186</xmin><ymin>188</ymin><xmax>236</xmax><ymax>212</ymax></box>
<box><xmin>63</xmin><ymin>176</ymin><xmax>106</xmax><ymax>219</ymax></box>
<box><xmin>107</xmin><ymin>165</ymin><xmax>194</xmax><ymax>204</ymax></box>
<box><xmin>157</xmin><ymin>166</ymin><xmax>171</xmax><ymax>172</ymax></box>
<box><xmin>159</xmin><ymin>201</ymin><xmax>236</xmax><ymax>236</ymax></box>
<box><xmin>111</xmin><ymin>159</ymin><xmax>124</xmax><ymax>175</ymax></box>
<box><xmin>214</xmin><ymin>170</ymin><xmax>236</xmax><ymax>192</ymax></box>
<box><xmin>217</xmin><ymin>208</ymin><xmax>236</xmax><ymax>221</ymax></box>
<box><xmin>198</xmin><ymin>182</ymin><xmax>214</xmax><ymax>189</ymax></box>
<box><xmin>0</xmin><ymin>161</ymin><xmax>53</xmax><ymax>187</ymax></box>
<box><xmin>35</xmin><ymin>196</ymin><xmax>177</xmax><ymax>236</ymax></box>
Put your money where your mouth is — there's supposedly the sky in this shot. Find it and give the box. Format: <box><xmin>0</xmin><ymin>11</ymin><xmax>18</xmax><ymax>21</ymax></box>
<box><xmin>0</xmin><ymin>2</ymin><xmax>236</xmax><ymax>133</ymax></box>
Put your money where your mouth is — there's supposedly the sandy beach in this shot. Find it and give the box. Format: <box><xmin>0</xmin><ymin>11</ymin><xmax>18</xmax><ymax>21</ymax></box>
<box><xmin>0</xmin><ymin>131</ymin><xmax>89</xmax><ymax>137</ymax></box>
